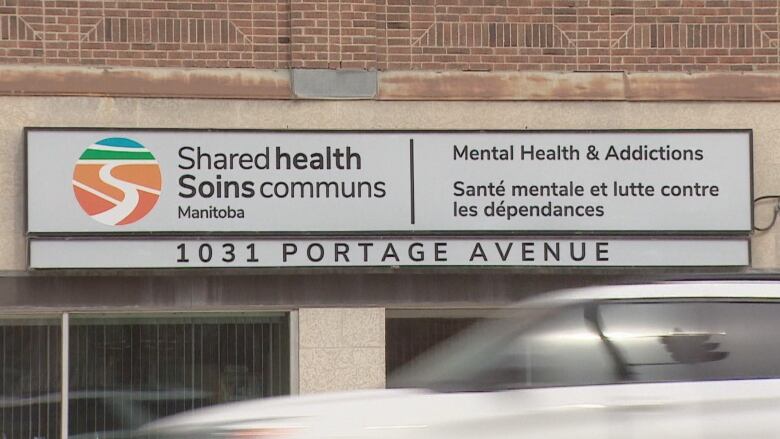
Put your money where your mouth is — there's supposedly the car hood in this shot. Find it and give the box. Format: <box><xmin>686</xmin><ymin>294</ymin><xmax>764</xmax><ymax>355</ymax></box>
<box><xmin>140</xmin><ymin>388</ymin><xmax>444</xmax><ymax>436</ymax></box>
<box><xmin>142</xmin><ymin>385</ymin><xmax>644</xmax><ymax>438</ymax></box>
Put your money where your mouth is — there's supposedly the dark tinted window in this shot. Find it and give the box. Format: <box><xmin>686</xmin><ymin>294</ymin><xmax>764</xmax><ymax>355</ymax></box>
<box><xmin>67</xmin><ymin>315</ymin><xmax>290</xmax><ymax>437</ymax></box>
<box><xmin>518</xmin><ymin>300</ymin><xmax>780</xmax><ymax>387</ymax></box>
<box><xmin>386</xmin><ymin>317</ymin><xmax>478</xmax><ymax>380</ymax></box>
<box><xmin>396</xmin><ymin>305</ymin><xmax>618</xmax><ymax>391</ymax></box>
<box><xmin>480</xmin><ymin>305</ymin><xmax>617</xmax><ymax>388</ymax></box>
<box><xmin>0</xmin><ymin>320</ymin><xmax>61</xmax><ymax>439</ymax></box>
<box><xmin>600</xmin><ymin>301</ymin><xmax>780</xmax><ymax>383</ymax></box>
<box><xmin>411</xmin><ymin>300</ymin><xmax>780</xmax><ymax>392</ymax></box>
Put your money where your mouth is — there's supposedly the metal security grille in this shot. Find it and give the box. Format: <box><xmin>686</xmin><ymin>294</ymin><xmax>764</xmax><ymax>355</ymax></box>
<box><xmin>67</xmin><ymin>314</ymin><xmax>290</xmax><ymax>438</ymax></box>
<box><xmin>0</xmin><ymin>320</ymin><xmax>62</xmax><ymax>439</ymax></box>
<box><xmin>385</xmin><ymin>317</ymin><xmax>477</xmax><ymax>380</ymax></box>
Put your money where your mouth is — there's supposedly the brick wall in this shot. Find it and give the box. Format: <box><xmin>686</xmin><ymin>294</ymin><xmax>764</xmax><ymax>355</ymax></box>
<box><xmin>1</xmin><ymin>0</ymin><xmax>779</xmax><ymax>71</ymax></box>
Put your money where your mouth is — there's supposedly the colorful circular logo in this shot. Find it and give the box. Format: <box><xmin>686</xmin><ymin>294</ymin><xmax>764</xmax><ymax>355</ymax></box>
<box><xmin>72</xmin><ymin>137</ymin><xmax>162</xmax><ymax>226</ymax></box>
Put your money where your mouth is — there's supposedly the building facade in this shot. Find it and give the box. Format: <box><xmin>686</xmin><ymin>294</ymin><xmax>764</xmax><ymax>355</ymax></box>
<box><xmin>0</xmin><ymin>1</ymin><xmax>778</xmax><ymax>438</ymax></box>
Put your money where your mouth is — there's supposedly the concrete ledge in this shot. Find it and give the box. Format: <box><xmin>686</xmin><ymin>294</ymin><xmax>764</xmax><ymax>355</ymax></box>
<box><xmin>378</xmin><ymin>70</ymin><xmax>780</xmax><ymax>101</ymax></box>
<box><xmin>3</xmin><ymin>65</ymin><xmax>780</xmax><ymax>101</ymax></box>
<box><xmin>0</xmin><ymin>65</ymin><xmax>291</xmax><ymax>99</ymax></box>
<box><xmin>378</xmin><ymin>71</ymin><xmax>626</xmax><ymax>101</ymax></box>
<box><xmin>625</xmin><ymin>72</ymin><xmax>780</xmax><ymax>101</ymax></box>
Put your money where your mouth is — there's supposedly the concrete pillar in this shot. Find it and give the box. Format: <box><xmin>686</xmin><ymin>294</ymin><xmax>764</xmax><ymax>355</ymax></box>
<box><xmin>298</xmin><ymin>307</ymin><xmax>385</xmax><ymax>394</ymax></box>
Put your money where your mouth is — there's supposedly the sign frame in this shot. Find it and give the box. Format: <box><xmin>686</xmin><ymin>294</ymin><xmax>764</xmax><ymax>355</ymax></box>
<box><xmin>24</xmin><ymin>127</ymin><xmax>754</xmax><ymax>237</ymax></box>
<box><xmin>28</xmin><ymin>237</ymin><xmax>752</xmax><ymax>269</ymax></box>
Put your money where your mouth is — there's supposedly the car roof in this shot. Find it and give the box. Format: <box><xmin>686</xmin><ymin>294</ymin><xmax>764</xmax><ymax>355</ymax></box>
<box><xmin>521</xmin><ymin>279</ymin><xmax>780</xmax><ymax>307</ymax></box>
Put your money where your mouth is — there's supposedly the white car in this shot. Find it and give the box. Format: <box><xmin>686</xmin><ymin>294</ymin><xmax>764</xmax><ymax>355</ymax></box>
<box><xmin>140</xmin><ymin>280</ymin><xmax>780</xmax><ymax>439</ymax></box>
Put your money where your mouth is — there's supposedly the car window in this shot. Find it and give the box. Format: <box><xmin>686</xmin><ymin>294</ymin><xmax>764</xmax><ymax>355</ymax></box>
<box><xmin>412</xmin><ymin>304</ymin><xmax>620</xmax><ymax>391</ymax></box>
<box><xmin>484</xmin><ymin>305</ymin><xmax>617</xmax><ymax>389</ymax></box>
<box><xmin>600</xmin><ymin>301</ymin><xmax>780</xmax><ymax>383</ymax></box>
<box><xmin>387</xmin><ymin>306</ymin><xmax>560</xmax><ymax>391</ymax></box>
<box><xmin>395</xmin><ymin>299</ymin><xmax>780</xmax><ymax>392</ymax></box>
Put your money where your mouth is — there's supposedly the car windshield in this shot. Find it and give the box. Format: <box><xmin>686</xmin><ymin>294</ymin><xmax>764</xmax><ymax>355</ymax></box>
<box><xmin>387</xmin><ymin>305</ymin><xmax>565</xmax><ymax>392</ymax></box>
<box><xmin>390</xmin><ymin>297</ymin><xmax>777</xmax><ymax>392</ymax></box>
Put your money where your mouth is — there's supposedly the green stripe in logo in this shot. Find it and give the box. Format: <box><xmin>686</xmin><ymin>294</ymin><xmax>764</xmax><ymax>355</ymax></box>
<box><xmin>79</xmin><ymin>149</ymin><xmax>156</xmax><ymax>160</ymax></box>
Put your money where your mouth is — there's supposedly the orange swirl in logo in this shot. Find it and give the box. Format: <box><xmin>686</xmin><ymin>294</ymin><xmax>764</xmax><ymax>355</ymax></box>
<box><xmin>72</xmin><ymin>137</ymin><xmax>162</xmax><ymax>226</ymax></box>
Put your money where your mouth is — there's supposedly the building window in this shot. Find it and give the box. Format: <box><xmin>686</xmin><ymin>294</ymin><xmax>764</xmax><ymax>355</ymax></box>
<box><xmin>386</xmin><ymin>311</ymin><xmax>480</xmax><ymax>381</ymax></box>
<box><xmin>0</xmin><ymin>318</ymin><xmax>62</xmax><ymax>439</ymax></box>
<box><xmin>1</xmin><ymin>313</ymin><xmax>291</xmax><ymax>439</ymax></box>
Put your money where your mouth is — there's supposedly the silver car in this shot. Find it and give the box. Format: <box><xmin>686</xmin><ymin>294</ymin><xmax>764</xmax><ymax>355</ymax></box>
<box><xmin>142</xmin><ymin>280</ymin><xmax>780</xmax><ymax>439</ymax></box>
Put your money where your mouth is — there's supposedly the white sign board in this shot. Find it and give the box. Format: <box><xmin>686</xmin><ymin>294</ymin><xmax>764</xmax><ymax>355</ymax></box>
<box><xmin>29</xmin><ymin>238</ymin><xmax>749</xmax><ymax>268</ymax></box>
<box><xmin>27</xmin><ymin>129</ymin><xmax>752</xmax><ymax>234</ymax></box>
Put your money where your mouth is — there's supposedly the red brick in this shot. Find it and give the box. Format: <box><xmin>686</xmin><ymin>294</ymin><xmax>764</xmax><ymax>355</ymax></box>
<box><xmin>0</xmin><ymin>0</ymin><xmax>778</xmax><ymax>72</ymax></box>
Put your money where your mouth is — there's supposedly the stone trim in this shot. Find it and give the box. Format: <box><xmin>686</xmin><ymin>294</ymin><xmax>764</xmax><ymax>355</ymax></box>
<box><xmin>2</xmin><ymin>66</ymin><xmax>780</xmax><ymax>101</ymax></box>
<box><xmin>378</xmin><ymin>71</ymin><xmax>625</xmax><ymax>101</ymax></box>
<box><xmin>0</xmin><ymin>65</ymin><xmax>291</xmax><ymax>99</ymax></box>
<box><xmin>378</xmin><ymin>71</ymin><xmax>780</xmax><ymax>102</ymax></box>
